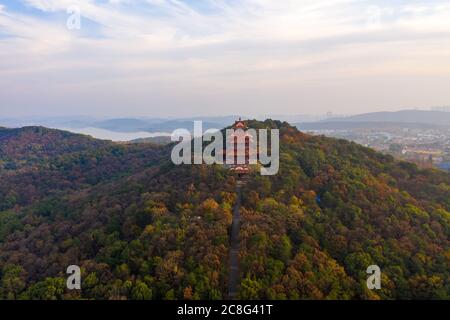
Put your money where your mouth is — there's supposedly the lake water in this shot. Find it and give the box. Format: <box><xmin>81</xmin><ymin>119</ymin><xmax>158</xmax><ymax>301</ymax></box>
<box><xmin>59</xmin><ymin>127</ymin><xmax>171</xmax><ymax>141</ymax></box>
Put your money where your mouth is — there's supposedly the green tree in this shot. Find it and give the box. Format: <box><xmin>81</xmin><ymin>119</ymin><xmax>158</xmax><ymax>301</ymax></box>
<box><xmin>1</xmin><ymin>265</ymin><xmax>26</xmax><ymax>299</ymax></box>
<box><xmin>131</xmin><ymin>280</ymin><xmax>152</xmax><ymax>300</ymax></box>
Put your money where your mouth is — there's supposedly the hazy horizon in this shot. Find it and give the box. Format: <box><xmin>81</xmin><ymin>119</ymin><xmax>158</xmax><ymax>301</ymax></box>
<box><xmin>1</xmin><ymin>107</ymin><xmax>449</xmax><ymax>121</ymax></box>
<box><xmin>1</xmin><ymin>0</ymin><xmax>450</xmax><ymax>118</ymax></box>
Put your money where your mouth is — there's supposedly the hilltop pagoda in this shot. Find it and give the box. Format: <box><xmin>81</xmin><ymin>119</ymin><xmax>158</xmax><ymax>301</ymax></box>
<box><xmin>226</xmin><ymin>118</ymin><xmax>256</xmax><ymax>175</ymax></box>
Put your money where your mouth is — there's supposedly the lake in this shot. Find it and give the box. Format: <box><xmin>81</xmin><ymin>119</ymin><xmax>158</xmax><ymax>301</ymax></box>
<box><xmin>59</xmin><ymin>127</ymin><xmax>171</xmax><ymax>141</ymax></box>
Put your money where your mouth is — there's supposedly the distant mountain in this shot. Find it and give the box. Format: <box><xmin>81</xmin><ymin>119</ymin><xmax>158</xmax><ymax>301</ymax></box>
<box><xmin>140</xmin><ymin>120</ymin><xmax>226</xmax><ymax>133</ymax></box>
<box><xmin>295</xmin><ymin>121</ymin><xmax>446</xmax><ymax>131</ymax></box>
<box><xmin>0</xmin><ymin>116</ymin><xmax>98</xmax><ymax>129</ymax></box>
<box><xmin>93</xmin><ymin>119</ymin><xmax>155</xmax><ymax>132</ymax></box>
<box><xmin>0</xmin><ymin>121</ymin><xmax>449</xmax><ymax>300</ymax></box>
<box><xmin>255</xmin><ymin>114</ymin><xmax>341</xmax><ymax>123</ymax></box>
<box><xmin>131</xmin><ymin>136</ymin><xmax>172</xmax><ymax>145</ymax></box>
<box><xmin>325</xmin><ymin>110</ymin><xmax>450</xmax><ymax>126</ymax></box>
<box><xmin>1</xmin><ymin>115</ymin><xmax>331</xmax><ymax>136</ymax></box>
<box><xmin>84</xmin><ymin>115</ymin><xmax>337</xmax><ymax>132</ymax></box>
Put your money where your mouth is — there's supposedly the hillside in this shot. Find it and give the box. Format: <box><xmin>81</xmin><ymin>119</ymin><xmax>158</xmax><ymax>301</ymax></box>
<box><xmin>0</xmin><ymin>121</ymin><xmax>449</xmax><ymax>300</ymax></box>
<box><xmin>0</xmin><ymin>126</ymin><xmax>169</xmax><ymax>210</ymax></box>
<box><xmin>0</xmin><ymin>126</ymin><xmax>110</xmax><ymax>166</ymax></box>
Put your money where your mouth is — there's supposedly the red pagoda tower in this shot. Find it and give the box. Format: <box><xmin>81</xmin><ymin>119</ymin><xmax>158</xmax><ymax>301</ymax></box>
<box><xmin>226</xmin><ymin>118</ymin><xmax>256</xmax><ymax>175</ymax></box>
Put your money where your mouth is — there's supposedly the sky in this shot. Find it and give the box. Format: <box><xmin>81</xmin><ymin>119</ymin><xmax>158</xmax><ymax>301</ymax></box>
<box><xmin>0</xmin><ymin>0</ymin><xmax>450</xmax><ymax>118</ymax></box>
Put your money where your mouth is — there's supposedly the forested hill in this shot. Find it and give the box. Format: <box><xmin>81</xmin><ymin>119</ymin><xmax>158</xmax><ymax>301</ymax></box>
<box><xmin>0</xmin><ymin>121</ymin><xmax>449</xmax><ymax>300</ymax></box>
<box><xmin>0</xmin><ymin>126</ymin><xmax>110</xmax><ymax>166</ymax></box>
<box><xmin>0</xmin><ymin>126</ymin><xmax>170</xmax><ymax>210</ymax></box>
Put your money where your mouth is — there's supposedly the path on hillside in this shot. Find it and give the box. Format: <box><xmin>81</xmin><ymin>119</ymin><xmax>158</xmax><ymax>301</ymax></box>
<box><xmin>228</xmin><ymin>181</ymin><xmax>242</xmax><ymax>299</ymax></box>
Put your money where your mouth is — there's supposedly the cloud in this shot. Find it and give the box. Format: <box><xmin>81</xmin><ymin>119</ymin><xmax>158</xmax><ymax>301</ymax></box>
<box><xmin>1</xmin><ymin>0</ymin><xmax>450</xmax><ymax>117</ymax></box>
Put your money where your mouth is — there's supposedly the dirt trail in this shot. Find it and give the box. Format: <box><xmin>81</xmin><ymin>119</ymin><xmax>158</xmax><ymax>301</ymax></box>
<box><xmin>228</xmin><ymin>181</ymin><xmax>242</xmax><ymax>299</ymax></box>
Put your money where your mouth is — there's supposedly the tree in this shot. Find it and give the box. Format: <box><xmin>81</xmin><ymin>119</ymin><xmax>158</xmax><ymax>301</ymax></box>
<box><xmin>239</xmin><ymin>276</ymin><xmax>262</xmax><ymax>300</ymax></box>
<box><xmin>183</xmin><ymin>286</ymin><xmax>193</xmax><ymax>300</ymax></box>
<box><xmin>1</xmin><ymin>265</ymin><xmax>26</xmax><ymax>299</ymax></box>
<box><xmin>131</xmin><ymin>280</ymin><xmax>152</xmax><ymax>300</ymax></box>
<box><xmin>21</xmin><ymin>278</ymin><xmax>66</xmax><ymax>300</ymax></box>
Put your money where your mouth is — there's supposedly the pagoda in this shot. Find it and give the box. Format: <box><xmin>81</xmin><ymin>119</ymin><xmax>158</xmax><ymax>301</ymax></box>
<box><xmin>226</xmin><ymin>118</ymin><xmax>256</xmax><ymax>175</ymax></box>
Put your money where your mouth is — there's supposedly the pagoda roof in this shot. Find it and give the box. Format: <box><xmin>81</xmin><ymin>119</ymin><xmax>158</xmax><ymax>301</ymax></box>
<box><xmin>232</xmin><ymin>118</ymin><xmax>248</xmax><ymax>129</ymax></box>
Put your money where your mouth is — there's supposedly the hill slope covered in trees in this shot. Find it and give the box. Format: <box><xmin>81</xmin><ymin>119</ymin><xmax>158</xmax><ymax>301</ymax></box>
<box><xmin>0</xmin><ymin>121</ymin><xmax>448</xmax><ymax>300</ymax></box>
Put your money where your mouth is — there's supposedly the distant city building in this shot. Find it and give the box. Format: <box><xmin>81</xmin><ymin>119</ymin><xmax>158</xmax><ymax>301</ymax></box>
<box><xmin>308</xmin><ymin>124</ymin><xmax>449</xmax><ymax>172</ymax></box>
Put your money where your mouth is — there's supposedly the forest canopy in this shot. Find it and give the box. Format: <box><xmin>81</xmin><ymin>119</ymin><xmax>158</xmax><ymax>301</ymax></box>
<box><xmin>0</xmin><ymin>122</ymin><xmax>449</xmax><ymax>300</ymax></box>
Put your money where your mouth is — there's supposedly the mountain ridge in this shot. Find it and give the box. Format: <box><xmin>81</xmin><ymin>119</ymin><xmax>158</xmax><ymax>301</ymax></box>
<box><xmin>0</xmin><ymin>120</ymin><xmax>448</xmax><ymax>300</ymax></box>
<box><xmin>324</xmin><ymin>110</ymin><xmax>450</xmax><ymax>126</ymax></box>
